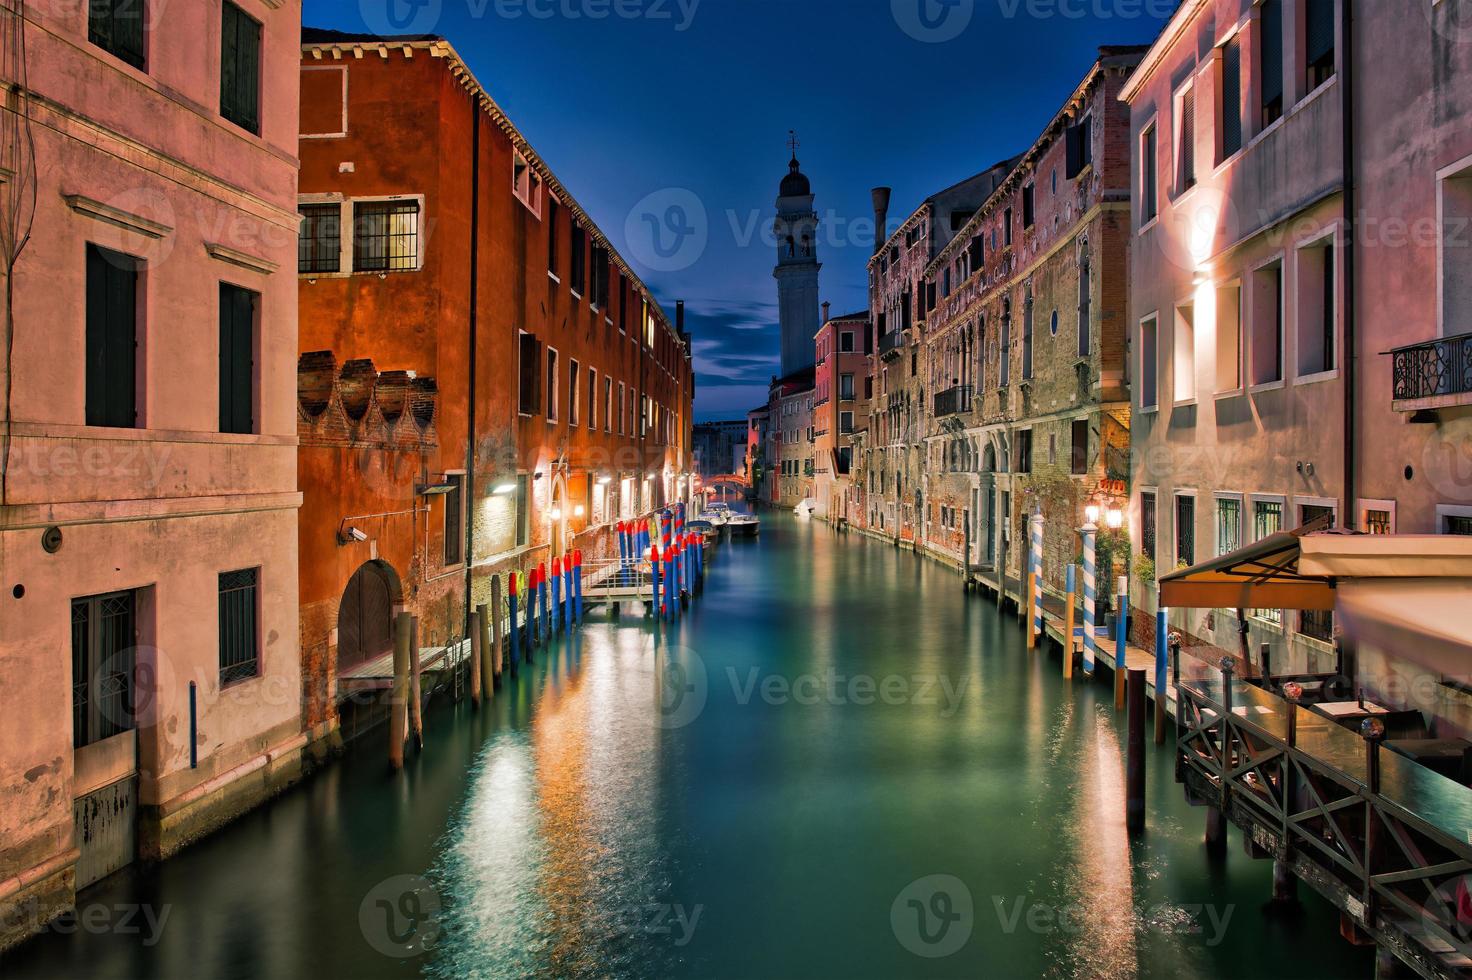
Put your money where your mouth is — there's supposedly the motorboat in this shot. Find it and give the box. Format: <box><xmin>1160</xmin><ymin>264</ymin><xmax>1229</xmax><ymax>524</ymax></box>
<box><xmin>725</xmin><ymin>511</ymin><xmax>760</xmax><ymax>537</ymax></box>
<box><xmin>699</xmin><ymin>503</ymin><xmax>732</xmax><ymax>526</ymax></box>
<box><xmin>686</xmin><ymin>519</ymin><xmax>721</xmax><ymax>544</ymax></box>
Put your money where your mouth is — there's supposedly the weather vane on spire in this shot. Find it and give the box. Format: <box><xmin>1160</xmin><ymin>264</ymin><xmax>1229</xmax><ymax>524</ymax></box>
<box><xmin>787</xmin><ymin>129</ymin><xmax>800</xmax><ymax>159</ymax></box>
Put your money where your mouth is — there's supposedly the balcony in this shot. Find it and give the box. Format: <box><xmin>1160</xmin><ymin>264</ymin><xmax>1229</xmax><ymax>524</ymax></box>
<box><xmin>1392</xmin><ymin>331</ymin><xmax>1472</xmax><ymax>413</ymax></box>
<box><xmin>878</xmin><ymin>329</ymin><xmax>906</xmax><ymax>361</ymax></box>
<box><xmin>933</xmin><ymin>385</ymin><xmax>973</xmax><ymax>418</ymax></box>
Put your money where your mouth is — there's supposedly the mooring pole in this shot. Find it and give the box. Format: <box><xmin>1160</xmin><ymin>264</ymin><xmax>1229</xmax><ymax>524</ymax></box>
<box><xmin>389</xmin><ymin>611</ymin><xmax>411</xmax><ymax>771</ymax></box>
<box><xmin>538</xmin><ymin>561</ymin><xmax>551</xmax><ymax>642</ymax></box>
<box><xmin>562</xmin><ymin>555</ymin><xmax>573</xmax><ymax>632</ymax></box>
<box><xmin>1063</xmin><ymin>564</ymin><xmax>1076</xmax><ymax>680</ymax></box>
<box><xmin>573</xmin><ymin>550</ymin><xmax>584</xmax><ymax>624</ymax></box>
<box><xmin>469</xmin><ymin>607</ymin><xmax>483</xmax><ymax>709</ymax></box>
<box><xmin>551</xmin><ymin>556</ymin><xmax>563</xmax><ymax>635</ymax></box>
<box><xmin>408</xmin><ymin>615</ymin><xmax>425</xmax><ymax>751</ymax></box>
<box><xmin>1154</xmin><ymin>605</ymin><xmax>1169</xmax><ymax>745</ymax></box>
<box><xmin>665</xmin><ymin>545</ymin><xmax>677</xmax><ymax>622</ymax></box>
<box><xmin>1082</xmin><ymin>522</ymin><xmax>1098</xmax><ymax>675</ymax></box>
<box><xmin>1030</xmin><ymin>512</ymin><xmax>1044</xmax><ymax>648</ymax></box>
<box><xmin>508</xmin><ymin>573</ymin><xmax>521</xmax><ymax>673</ymax></box>
<box><xmin>650</xmin><ymin>544</ymin><xmax>661</xmax><ymax>617</ymax></box>
<box><xmin>1127</xmin><ymin>667</ymin><xmax>1146</xmax><ymax>834</ymax></box>
<box><xmin>479</xmin><ymin>600</ymin><xmax>495</xmax><ymax>699</ymax></box>
<box><xmin>1115</xmin><ymin>575</ymin><xmax>1129</xmax><ymax>711</ymax></box>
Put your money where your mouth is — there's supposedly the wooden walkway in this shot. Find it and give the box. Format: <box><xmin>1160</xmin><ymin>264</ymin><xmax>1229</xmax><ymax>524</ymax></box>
<box><xmin>338</xmin><ymin>640</ymin><xmax>468</xmax><ymax>693</ymax></box>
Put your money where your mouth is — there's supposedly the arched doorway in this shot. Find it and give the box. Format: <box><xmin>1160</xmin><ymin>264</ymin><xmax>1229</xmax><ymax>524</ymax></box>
<box><xmin>337</xmin><ymin>561</ymin><xmax>402</xmax><ymax>673</ymax></box>
<box><xmin>550</xmin><ymin>474</ymin><xmax>568</xmax><ymax>559</ymax></box>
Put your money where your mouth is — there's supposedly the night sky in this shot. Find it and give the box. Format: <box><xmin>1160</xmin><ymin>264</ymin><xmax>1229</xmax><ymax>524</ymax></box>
<box><xmin>305</xmin><ymin>0</ymin><xmax>1178</xmax><ymax>420</ymax></box>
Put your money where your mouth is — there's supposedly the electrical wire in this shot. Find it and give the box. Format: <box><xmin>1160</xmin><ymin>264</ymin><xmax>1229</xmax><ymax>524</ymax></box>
<box><xmin>0</xmin><ymin>0</ymin><xmax>38</xmax><ymax>506</ymax></box>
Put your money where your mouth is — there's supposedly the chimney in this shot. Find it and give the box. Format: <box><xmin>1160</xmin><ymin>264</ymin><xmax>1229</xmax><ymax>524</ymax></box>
<box><xmin>871</xmin><ymin>187</ymin><xmax>892</xmax><ymax>254</ymax></box>
<box><xmin>676</xmin><ymin>300</ymin><xmax>686</xmax><ymax>340</ymax></box>
<box><xmin>822</xmin><ymin>301</ymin><xmax>831</xmax><ymax>323</ymax></box>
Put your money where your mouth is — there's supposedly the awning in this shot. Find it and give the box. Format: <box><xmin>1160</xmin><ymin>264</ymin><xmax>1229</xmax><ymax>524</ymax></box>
<box><xmin>1158</xmin><ymin>526</ymin><xmax>1337</xmax><ymax>611</ymax></box>
<box><xmin>1336</xmin><ymin>579</ymin><xmax>1472</xmax><ymax>678</ymax></box>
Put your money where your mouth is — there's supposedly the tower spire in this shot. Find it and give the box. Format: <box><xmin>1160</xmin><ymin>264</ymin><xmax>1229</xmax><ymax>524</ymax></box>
<box><xmin>787</xmin><ymin>129</ymin><xmax>800</xmax><ymax>164</ymax></box>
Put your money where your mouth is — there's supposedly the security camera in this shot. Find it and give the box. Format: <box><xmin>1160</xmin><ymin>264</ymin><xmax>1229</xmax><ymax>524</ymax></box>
<box><xmin>338</xmin><ymin>526</ymin><xmax>368</xmax><ymax>545</ymax></box>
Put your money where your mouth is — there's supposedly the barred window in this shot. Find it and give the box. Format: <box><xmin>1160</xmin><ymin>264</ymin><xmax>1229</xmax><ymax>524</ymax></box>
<box><xmin>1175</xmin><ymin>494</ymin><xmax>1196</xmax><ymax>568</ymax></box>
<box><xmin>1140</xmin><ymin>492</ymin><xmax>1157</xmax><ymax>564</ymax></box>
<box><xmin>72</xmin><ymin>591</ymin><xmax>136</xmax><ymax>749</ymax></box>
<box><xmin>353</xmin><ymin>201</ymin><xmax>420</xmax><ymax>273</ymax></box>
<box><xmin>298</xmin><ymin>203</ymin><xmax>341</xmax><ymax>274</ymax></box>
<box><xmin>219</xmin><ymin>568</ymin><xmax>260</xmax><ymax>684</ymax></box>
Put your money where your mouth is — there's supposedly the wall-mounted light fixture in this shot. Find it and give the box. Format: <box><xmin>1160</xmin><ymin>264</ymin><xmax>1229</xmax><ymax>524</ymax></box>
<box><xmin>574</xmin><ymin>505</ymin><xmax>586</xmax><ymax>518</ymax></box>
<box><xmin>597</xmin><ymin>475</ymin><xmax>613</xmax><ymax>485</ymax></box>
<box><xmin>550</xmin><ymin>508</ymin><xmax>563</xmax><ymax>521</ymax></box>
<box><xmin>492</xmin><ymin>483</ymin><xmax>517</xmax><ymax>495</ymax></box>
<box><xmin>417</xmin><ymin>481</ymin><xmax>457</xmax><ymax>496</ymax></box>
<box><xmin>1085</xmin><ymin>502</ymin><xmax>1102</xmax><ymax>525</ymax></box>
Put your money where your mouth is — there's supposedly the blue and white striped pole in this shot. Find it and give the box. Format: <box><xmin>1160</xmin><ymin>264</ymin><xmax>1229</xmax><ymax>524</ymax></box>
<box><xmin>1155</xmin><ymin>601</ymin><xmax>1169</xmax><ymax>743</ymax></box>
<box><xmin>1115</xmin><ymin>574</ymin><xmax>1129</xmax><ymax>710</ymax></box>
<box><xmin>1082</xmin><ymin>523</ymin><xmax>1098</xmax><ymax>675</ymax></box>
<box><xmin>1030</xmin><ymin>513</ymin><xmax>1045</xmax><ymax>646</ymax></box>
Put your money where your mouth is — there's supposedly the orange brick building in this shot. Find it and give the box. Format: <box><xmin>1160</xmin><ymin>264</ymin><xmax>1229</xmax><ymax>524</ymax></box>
<box><xmin>295</xmin><ymin>30</ymin><xmax>693</xmax><ymax>738</ymax></box>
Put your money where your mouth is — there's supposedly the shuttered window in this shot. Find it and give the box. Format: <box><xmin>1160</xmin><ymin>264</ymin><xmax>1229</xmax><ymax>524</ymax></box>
<box><xmin>1177</xmin><ymin>86</ymin><xmax>1197</xmax><ymax>191</ymax></box>
<box><xmin>571</xmin><ymin>225</ymin><xmax>586</xmax><ymax>295</ymax></box>
<box><xmin>220</xmin><ymin>1</ymin><xmax>262</xmax><ymax>135</ymax></box>
<box><xmin>1065</xmin><ymin>114</ymin><xmax>1092</xmax><ymax>179</ymax></box>
<box><xmin>89</xmin><ymin>0</ymin><xmax>146</xmax><ymax>69</ymax></box>
<box><xmin>1070</xmin><ymin>419</ymin><xmax>1089</xmax><ymax>475</ymax></box>
<box><xmin>518</xmin><ymin>332</ymin><xmax>540</xmax><ymax>415</ymax></box>
<box><xmin>1221</xmin><ymin>36</ymin><xmax>1243</xmax><ymax>159</ymax></box>
<box><xmin>1141</xmin><ymin>124</ymin><xmax>1158</xmax><ymax>223</ymax></box>
<box><xmin>1022</xmin><ymin>184</ymin><xmax>1035</xmax><ymax>228</ymax></box>
<box><xmin>1078</xmin><ymin>252</ymin><xmax>1092</xmax><ymax>357</ymax></box>
<box><xmin>1260</xmin><ymin>0</ymin><xmax>1285</xmax><ymax>125</ymax></box>
<box><xmin>1306</xmin><ymin>0</ymin><xmax>1336</xmax><ymax>89</ymax></box>
<box><xmin>443</xmin><ymin>474</ymin><xmax>464</xmax><ymax>566</ymax></box>
<box><xmin>219</xmin><ymin>283</ymin><xmax>257</xmax><ymax>434</ymax></box>
<box><xmin>85</xmin><ymin>244</ymin><xmax>139</xmax><ymax>429</ymax></box>
<box><xmin>219</xmin><ymin>568</ymin><xmax>260</xmax><ymax>684</ymax></box>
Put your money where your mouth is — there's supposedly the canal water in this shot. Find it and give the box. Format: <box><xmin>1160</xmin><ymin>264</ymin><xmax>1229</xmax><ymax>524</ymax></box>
<box><xmin>4</xmin><ymin>513</ymin><xmax>1373</xmax><ymax>979</ymax></box>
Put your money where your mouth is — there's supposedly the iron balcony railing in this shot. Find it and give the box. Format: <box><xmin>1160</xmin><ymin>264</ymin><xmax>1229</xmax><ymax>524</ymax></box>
<box><xmin>933</xmin><ymin>385</ymin><xmax>973</xmax><ymax>418</ymax></box>
<box><xmin>1391</xmin><ymin>330</ymin><xmax>1472</xmax><ymax>404</ymax></box>
<box><xmin>878</xmin><ymin>329</ymin><xmax>906</xmax><ymax>360</ymax></box>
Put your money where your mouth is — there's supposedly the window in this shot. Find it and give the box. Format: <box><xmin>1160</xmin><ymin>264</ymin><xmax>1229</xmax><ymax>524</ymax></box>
<box><xmin>1306</xmin><ymin>0</ymin><xmax>1336</xmax><ymax>91</ymax></box>
<box><xmin>1215</xmin><ymin>283</ymin><xmax>1242</xmax><ymax>392</ymax></box>
<box><xmin>512</xmin><ymin>151</ymin><xmax>543</xmax><ymax>214</ymax></box>
<box><xmin>1070</xmin><ymin>419</ymin><xmax>1089</xmax><ymax>475</ymax></box>
<box><xmin>604</xmin><ymin>377</ymin><xmax>613</xmax><ymax>432</ymax></box>
<box><xmin>1022</xmin><ymin>293</ymin><xmax>1034</xmax><ymax>380</ymax></box>
<box><xmin>1022</xmin><ymin>185</ymin><xmax>1035</xmax><ymax>229</ymax></box>
<box><xmin>85</xmin><ymin>243</ymin><xmax>142</xmax><ymax>431</ymax></box>
<box><xmin>1077</xmin><ymin>253</ymin><xmax>1092</xmax><ymax>357</ymax></box>
<box><xmin>571</xmin><ymin>224</ymin><xmax>586</xmax><ymax>295</ymax></box>
<box><xmin>840</xmin><ymin>411</ymin><xmax>854</xmax><ymax>434</ymax></box>
<box><xmin>1174</xmin><ymin>304</ymin><xmax>1196</xmax><ymax>402</ymax></box>
<box><xmin>219</xmin><ymin>568</ymin><xmax>260</xmax><ymax>684</ymax></box>
<box><xmin>618</xmin><ymin>382</ymin><xmax>626</xmax><ymax>435</ymax></box>
<box><xmin>515</xmin><ymin>474</ymin><xmax>530</xmax><ymax>547</ymax></box>
<box><xmin>1297</xmin><ymin>238</ymin><xmax>1336</xmax><ymax>376</ymax></box>
<box><xmin>90</xmin><ymin>0</ymin><xmax>146</xmax><ymax>69</ymax></box>
<box><xmin>1447</xmin><ymin>516</ymin><xmax>1472</xmax><ymax>536</ymax></box>
<box><xmin>619</xmin><ymin>277</ymin><xmax>628</xmax><ymax>332</ymax></box>
<box><xmin>1000</xmin><ymin>302</ymin><xmax>1012</xmax><ymax>387</ymax></box>
<box><xmin>1140</xmin><ymin>314</ymin><xmax>1159</xmax><ymax>409</ymax></box>
<box><xmin>1250</xmin><ymin>261</ymin><xmax>1285</xmax><ymax>385</ymax></box>
<box><xmin>1141</xmin><ymin>492</ymin><xmax>1158</xmax><ymax>564</ymax></box>
<box><xmin>1219</xmin><ymin>34</ymin><xmax>1243</xmax><ymax>161</ymax></box>
<box><xmin>840</xmin><ymin>373</ymin><xmax>855</xmax><ymax>401</ymax></box>
<box><xmin>1298</xmin><ymin>504</ymin><xmax>1337</xmax><ymax>639</ymax></box>
<box><xmin>219</xmin><ymin>283</ymin><xmax>257</xmax><ymax>435</ymax></box>
<box><xmin>545</xmin><ymin>348</ymin><xmax>559</xmax><ymax>420</ymax></box>
<box><xmin>1216</xmin><ymin>497</ymin><xmax>1242</xmax><ymax>556</ymax></box>
<box><xmin>1175</xmin><ymin>494</ymin><xmax>1196</xmax><ymax>567</ymax></box>
<box><xmin>220</xmin><ymin>2</ymin><xmax>262</xmax><ymax>134</ymax></box>
<box><xmin>298</xmin><ymin>203</ymin><xmax>341</xmax><ymax>274</ymax></box>
<box><xmin>1260</xmin><ymin>0</ymin><xmax>1285</xmax><ymax>127</ymax></box>
<box><xmin>443</xmin><ymin>474</ymin><xmax>464</xmax><ymax>565</ymax></box>
<box><xmin>588</xmin><ymin>368</ymin><xmax>597</xmax><ymax>430</ymax></box>
<box><xmin>72</xmin><ymin>590</ymin><xmax>136</xmax><ymax>748</ymax></box>
<box><xmin>1066</xmin><ymin>114</ymin><xmax>1093</xmax><ymax>179</ymax></box>
<box><xmin>518</xmin><ymin>332</ymin><xmax>540</xmax><ymax>415</ymax></box>
<box><xmin>1364</xmin><ymin>508</ymin><xmax>1393</xmax><ymax>535</ymax></box>
<box><xmin>840</xmin><ymin>331</ymin><xmax>855</xmax><ymax>353</ymax></box>
<box><xmin>547</xmin><ymin>198</ymin><xmax>560</xmax><ymax>276</ymax></box>
<box><xmin>1015</xmin><ymin>429</ymin><xmax>1033</xmax><ymax>474</ymax></box>
<box><xmin>1004</xmin><ymin>208</ymin><xmax>1014</xmax><ymax>246</ymax></box>
<box><xmin>1441</xmin><ymin>166</ymin><xmax>1472</xmax><ymax>331</ymax></box>
<box><xmin>1253</xmin><ymin>499</ymin><xmax>1284</xmax><ymax>623</ymax></box>
<box><xmin>1140</xmin><ymin>124</ymin><xmax>1158</xmax><ymax>224</ymax></box>
<box><xmin>353</xmin><ymin>200</ymin><xmax>419</xmax><ymax>272</ymax></box>
<box><xmin>1175</xmin><ymin>84</ymin><xmax>1197</xmax><ymax>193</ymax></box>
<box><xmin>592</xmin><ymin>244</ymin><xmax>610</xmax><ymax>309</ymax></box>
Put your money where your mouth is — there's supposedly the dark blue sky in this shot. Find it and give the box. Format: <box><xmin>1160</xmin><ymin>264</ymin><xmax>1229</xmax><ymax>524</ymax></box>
<box><xmin>307</xmin><ymin>0</ymin><xmax>1176</xmax><ymax>420</ymax></box>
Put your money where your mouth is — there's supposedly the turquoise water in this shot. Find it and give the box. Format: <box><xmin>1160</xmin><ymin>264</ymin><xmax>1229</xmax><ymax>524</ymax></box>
<box><xmin>3</xmin><ymin>513</ymin><xmax>1371</xmax><ymax>978</ymax></box>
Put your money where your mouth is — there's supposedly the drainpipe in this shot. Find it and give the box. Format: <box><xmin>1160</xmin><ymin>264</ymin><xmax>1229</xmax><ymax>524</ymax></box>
<box><xmin>464</xmin><ymin>99</ymin><xmax>482</xmax><ymax>632</ymax></box>
<box><xmin>1341</xmin><ymin>0</ymin><xmax>1357</xmax><ymax>528</ymax></box>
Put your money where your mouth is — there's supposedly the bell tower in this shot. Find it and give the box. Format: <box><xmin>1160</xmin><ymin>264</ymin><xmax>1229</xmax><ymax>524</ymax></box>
<box><xmin>773</xmin><ymin>132</ymin><xmax>820</xmax><ymax>377</ymax></box>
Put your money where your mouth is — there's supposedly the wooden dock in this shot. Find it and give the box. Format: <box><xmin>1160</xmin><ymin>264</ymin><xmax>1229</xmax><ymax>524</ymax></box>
<box><xmin>339</xmin><ymin>640</ymin><xmax>468</xmax><ymax>693</ymax></box>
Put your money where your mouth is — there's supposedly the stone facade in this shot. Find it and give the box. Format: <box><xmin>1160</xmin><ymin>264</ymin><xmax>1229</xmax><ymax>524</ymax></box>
<box><xmin>812</xmin><ymin>311</ymin><xmax>869</xmax><ymax>521</ymax></box>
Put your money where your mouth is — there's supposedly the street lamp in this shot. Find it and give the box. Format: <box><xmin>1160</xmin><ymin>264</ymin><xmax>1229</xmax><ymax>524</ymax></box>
<box><xmin>1106</xmin><ymin>506</ymin><xmax>1124</xmax><ymax>530</ymax></box>
<box><xmin>1085</xmin><ymin>501</ymin><xmax>1102</xmax><ymax>525</ymax></box>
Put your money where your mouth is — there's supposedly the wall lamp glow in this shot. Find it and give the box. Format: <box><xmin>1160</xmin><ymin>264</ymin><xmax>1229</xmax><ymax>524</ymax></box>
<box><xmin>492</xmin><ymin>483</ymin><xmax>517</xmax><ymax>495</ymax></box>
<box><xmin>1085</xmin><ymin>503</ymin><xmax>1101</xmax><ymax>524</ymax></box>
<box><xmin>550</xmin><ymin>508</ymin><xmax>563</xmax><ymax>521</ymax></box>
<box><xmin>574</xmin><ymin>505</ymin><xmax>586</xmax><ymax>518</ymax></box>
<box><xmin>1106</xmin><ymin>508</ymin><xmax>1125</xmax><ymax>530</ymax></box>
<box><xmin>598</xmin><ymin>476</ymin><xmax>613</xmax><ymax>485</ymax></box>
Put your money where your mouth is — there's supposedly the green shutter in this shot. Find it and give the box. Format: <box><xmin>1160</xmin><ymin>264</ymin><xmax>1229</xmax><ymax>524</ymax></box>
<box><xmin>86</xmin><ymin>244</ymin><xmax>137</xmax><ymax>428</ymax></box>
<box><xmin>221</xmin><ymin>3</ymin><xmax>261</xmax><ymax>134</ymax></box>
<box><xmin>219</xmin><ymin>284</ymin><xmax>255</xmax><ymax>434</ymax></box>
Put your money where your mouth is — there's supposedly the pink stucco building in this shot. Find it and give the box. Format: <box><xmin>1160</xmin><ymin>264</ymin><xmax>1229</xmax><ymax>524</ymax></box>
<box><xmin>0</xmin><ymin>0</ymin><xmax>304</xmax><ymax>947</ymax></box>
<box><xmin>811</xmin><ymin>308</ymin><xmax>869</xmax><ymax>522</ymax></box>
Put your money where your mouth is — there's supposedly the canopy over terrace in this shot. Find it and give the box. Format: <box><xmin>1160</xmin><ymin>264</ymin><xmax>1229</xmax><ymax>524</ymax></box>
<box><xmin>1159</xmin><ymin>526</ymin><xmax>1472</xmax><ymax>677</ymax></box>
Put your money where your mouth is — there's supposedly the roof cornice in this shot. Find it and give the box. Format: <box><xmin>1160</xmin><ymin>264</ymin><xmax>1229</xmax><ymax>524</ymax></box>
<box><xmin>1118</xmin><ymin>0</ymin><xmax>1209</xmax><ymax>104</ymax></box>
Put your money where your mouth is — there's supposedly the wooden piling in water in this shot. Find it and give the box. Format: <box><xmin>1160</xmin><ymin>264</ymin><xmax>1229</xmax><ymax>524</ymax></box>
<box><xmin>468</xmin><ymin>607</ymin><xmax>483</xmax><ymax>709</ymax></box>
<box><xmin>1063</xmin><ymin>565</ymin><xmax>1076</xmax><ymax>680</ymax></box>
<box><xmin>409</xmin><ymin>615</ymin><xmax>424</xmax><ymax>751</ymax></box>
<box><xmin>1025</xmin><ymin>571</ymin><xmax>1037</xmax><ymax>650</ymax></box>
<box><xmin>389</xmin><ymin>611</ymin><xmax>410</xmax><ymax>771</ymax></box>
<box><xmin>478</xmin><ymin>601</ymin><xmax>494</xmax><ymax>700</ymax></box>
<box><xmin>1127</xmin><ymin>667</ymin><xmax>1146</xmax><ymax>834</ymax></box>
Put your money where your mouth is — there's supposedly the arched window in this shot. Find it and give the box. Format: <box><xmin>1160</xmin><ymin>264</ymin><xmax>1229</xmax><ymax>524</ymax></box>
<box><xmin>786</xmin><ymin>235</ymin><xmax>795</xmax><ymax>258</ymax></box>
<box><xmin>1078</xmin><ymin>247</ymin><xmax>1092</xmax><ymax>358</ymax></box>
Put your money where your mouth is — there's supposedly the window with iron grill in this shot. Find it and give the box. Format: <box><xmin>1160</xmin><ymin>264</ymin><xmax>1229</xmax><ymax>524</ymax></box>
<box><xmin>1366</xmin><ymin>510</ymin><xmax>1393</xmax><ymax>535</ymax></box>
<box><xmin>1447</xmin><ymin>516</ymin><xmax>1472</xmax><ymax>536</ymax></box>
<box><xmin>1175</xmin><ymin>495</ymin><xmax>1195</xmax><ymax>567</ymax></box>
<box><xmin>353</xmin><ymin>201</ymin><xmax>420</xmax><ymax>272</ymax></box>
<box><xmin>1217</xmin><ymin>498</ymin><xmax>1242</xmax><ymax>556</ymax></box>
<box><xmin>72</xmin><ymin>591</ymin><xmax>136</xmax><ymax>749</ymax></box>
<box><xmin>220</xmin><ymin>1</ymin><xmax>262</xmax><ymax>134</ymax></box>
<box><xmin>219</xmin><ymin>568</ymin><xmax>260</xmax><ymax>684</ymax></box>
<box><xmin>90</xmin><ymin>0</ymin><xmax>146</xmax><ymax>69</ymax></box>
<box><xmin>1141</xmin><ymin>493</ymin><xmax>1157</xmax><ymax>563</ymax></box>
<box><xmin>298</xmin><ymin>203</ymin><xmax>341</xmax><ymax>274</ymax></box>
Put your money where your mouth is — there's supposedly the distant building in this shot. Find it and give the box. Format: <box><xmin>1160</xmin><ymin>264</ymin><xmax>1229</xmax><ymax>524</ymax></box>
<box><xmin>764</xmin><ymin>368</ymin><xmax>817</xmax><ymax>507</ymax></box>
<box><xmin>773</xmin><ymin>145</ymin><xmax>821</xmax><ymax>378</ymax></box>
<box><xmin>812</xmin><ymin>309</ymin><xmax>870</xmax><ymax>522</ymax></box>
<box><xmin>693</xmin><ymin>420</ymin><xmax>747</xmax><ymax>479</ymax></box>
